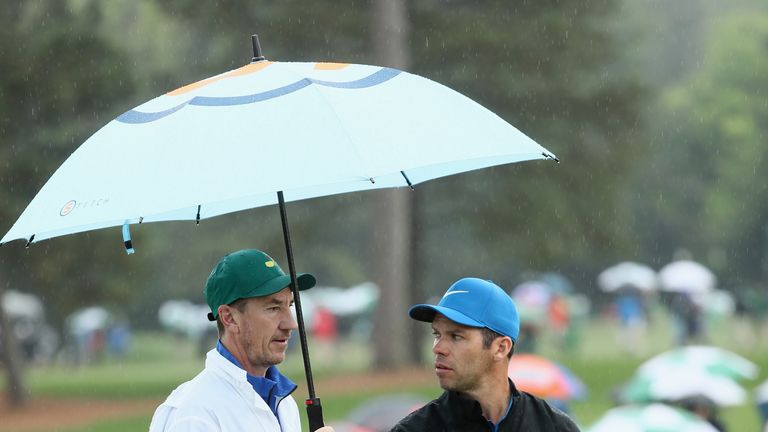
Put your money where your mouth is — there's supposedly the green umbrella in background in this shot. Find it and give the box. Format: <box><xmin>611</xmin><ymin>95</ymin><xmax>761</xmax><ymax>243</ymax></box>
<box><xmin>637</xmin><ymin>345</ymin><xmax>759</xmax><ymax>381</ymax></box>
<box><xmin>587</xmin><ymin>403</ymin><xmax>718</xmax><ymax>432</ymax></box>
<box><xmin>620</xmin><ymin>367</ymin><xmax>747</xmax><ymax>406</ymax></box>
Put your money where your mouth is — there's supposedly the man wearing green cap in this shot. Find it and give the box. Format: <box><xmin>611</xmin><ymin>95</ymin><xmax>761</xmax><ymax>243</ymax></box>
<box><xmin>149</xmin><ymin>249</ymin><xmax>334</xmax><ymax>432</ymax></box>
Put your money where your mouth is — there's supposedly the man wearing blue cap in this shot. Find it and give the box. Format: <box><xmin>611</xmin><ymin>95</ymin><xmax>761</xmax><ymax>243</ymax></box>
<box><xmin>149</xmin><ymin>249</ymin><xmax>334</xmax><ymax>432</ymax></box>
<box><xmin>392</xmin><ymin>277</ymin><xmax>580</xmax><ymax>431</ymax></box>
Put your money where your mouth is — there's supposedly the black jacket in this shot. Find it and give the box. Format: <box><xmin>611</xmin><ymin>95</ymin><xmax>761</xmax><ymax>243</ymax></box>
<box><xmin>391</xmin><ymin>381</ymin><xmax>580</xmax><ymax>432</ymax></box>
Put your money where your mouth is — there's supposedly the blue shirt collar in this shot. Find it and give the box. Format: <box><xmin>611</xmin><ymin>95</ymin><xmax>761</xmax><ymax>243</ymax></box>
<box><xmin>216</xmin><ymin>340</ymin><xmax>297</xmax><ymax>416</ymax></box>
<box><xmin>486</xmin><ymin>379</ymin><xmax>514</xmax><ymax>432</ymax></box>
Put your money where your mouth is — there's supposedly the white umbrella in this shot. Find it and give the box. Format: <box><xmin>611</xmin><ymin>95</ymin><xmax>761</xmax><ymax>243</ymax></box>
<box><xmin>587</xmin><ymin>403</ymin><xmax>718</xmax><ymax>432</ymax></box>
<box><xmin>511</xmin><ymin>281</ymin><xmax>553</xmax><ymax>309</ymax></box>
<box><xmin>658</xmin><ymin>260</ymin><xmax>716</xmax><ymax>293</ymax></box>
<box><xmin>1</xmin><ymin>56</ymin><xmax>554</xmax><ymax>246</ymax></box>
<box><xmin>1</xmin><ymin>36</ymin><xmax>557</xmax><ymax>430</ymax></box>
<box><xmin>158</xmin><ymin>300</ymin><xmax>215</xmax><ymax>339</ymax></box>
<box><xmin>621</xmin><ymin>368</ymin><xmax>748</xmax><ymax>406</ymax></box>
<box><xmin>597</xmin><ymin>261</ymin><xmax>657</xmax><ymax>292</ymax></box>
<box><xmin>757</xmin><ymin>378</ymin><xmax>768</xmax><ymax>403</ymax></box>
<box><xmin>638</xmin><ymin>345</ymin><xmax>758</xmax><ymax>381</ymax></box>
<box><xmin>1</xmin><ymin>290</ymin><xmax>44</xmax><ymax>320</ymax></box>
<box><xmin>67</xmin><ymin>306</ymin><xmax>111</xmax><ymax>334</ymax></box>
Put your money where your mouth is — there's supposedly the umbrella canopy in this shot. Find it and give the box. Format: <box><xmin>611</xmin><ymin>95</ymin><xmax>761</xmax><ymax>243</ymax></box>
<box><xmin>587</xmin><ymin>403</ymin><xmax>718</xmax><ymax>432</ymax></box>
<box><xmin>511</xmin><ymin>281</ymin><xmax>553</xmax><ymax>309</ymax></box>
<box><xmin>637</xmin><ymin>345</ymin><xmax>759</xmax><ymax>382</ymax></box>
<box><xmin>1</xmin><ymin>61</ymin><xmax>554</xmax><ymax>246</ymax></box>
<box><xmin>756</xmin><ymin>378</ymin><xmax>768</xmax><ymax>403</ymax></box>
<box><xmin>620</xmin><ymin>368</ymin><xmax>747</xmax><ymax>406</ymax></box>
<box><xmin>340</xmin><ymin>394</ymin><xmax>427</xmax><ymax>432</ymax></box>
<box><xmin>537</xmin><ymin>272</ymin><xmax>575</xmax><ymax>295</ymax></box>
<box><xmin>597</xmin><ymin>261</ymin><xmax>657</xmax><ymax>292</ymax></box>
<box><xmin>1</xmin><ymin>290</ymin><xmax>44</xmax><ymax>320</ymax></box>
<box><xmin>507</xmin><ymin>354</ymin><xmax>586</xmax><ymax>400</ymax></box>
<box><xmin>66</xmin><ymin>306</ymin><xmax>111</xmax><ymax>335</ymax></box>
<box><xmin>658</xmin><ymin>260</ymin><xmax>716</xmax><ymax>293</ymax></box>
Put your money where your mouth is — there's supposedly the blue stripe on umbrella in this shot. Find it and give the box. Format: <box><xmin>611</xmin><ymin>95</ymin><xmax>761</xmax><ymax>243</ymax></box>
<box><xmin>117</xmin><ymin>67</ymin><xmax>401</xmax><ymax>124</ymax></box>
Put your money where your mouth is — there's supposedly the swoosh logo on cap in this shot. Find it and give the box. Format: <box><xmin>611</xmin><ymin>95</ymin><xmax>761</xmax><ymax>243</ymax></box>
<box><xmin>442</xmin><ymin>290</ymin><xmax>469</xmax><ymax>298</ymax></box>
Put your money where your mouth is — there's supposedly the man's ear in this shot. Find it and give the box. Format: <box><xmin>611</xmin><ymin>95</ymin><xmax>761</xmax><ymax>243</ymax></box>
<box><xmin>494</xmin><ymin>336</ymin><xmax>513</xmax><ymax>360</ymax></box>
<box><xmin>218</xmin><ymin>305</ymin><xmax>239</xmax><ymax>333</ymax></box>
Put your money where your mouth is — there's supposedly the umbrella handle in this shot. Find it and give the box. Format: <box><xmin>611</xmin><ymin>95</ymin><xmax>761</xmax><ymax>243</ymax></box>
<box><xmin>306</xmin><ymin>397</ymin><xmax>324</xmax><ymax>431</ymax></box>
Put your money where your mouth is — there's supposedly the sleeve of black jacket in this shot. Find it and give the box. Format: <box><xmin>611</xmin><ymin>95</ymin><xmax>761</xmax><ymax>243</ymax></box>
<box><xmin>390</xmin><ymin>389</ymin><xmax>581</xmax><ymax>432</ymax></box>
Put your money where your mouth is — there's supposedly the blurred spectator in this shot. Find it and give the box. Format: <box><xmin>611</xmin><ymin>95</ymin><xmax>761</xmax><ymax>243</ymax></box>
<box><xmin>677</xmin><ymin>396</ymin><xmax>727</xmax><ymax>432</ymax></box>
<box><xmin>64</xmin><ymin>306</ymin><xmax>131</xmax><ymax>364</ymax></box>
<box><xmin>311</xmin><ymin>304</ymin><xmax>339</xmax><ymax>363</ymax></box>
<box><xmin>510</xmin><ymin>280</ymin><xmax>549</xmax><ymax>353</ymax></box>
<box><xmin>614</xmin><ymin>288</ymin><xmax>647</xmax><ymax>355</ymax></box>
<box><xmin>740</xmin><ymin>286</ymin><xmax>768</xmax><ymax>349</ymax></box>
<box><xmin>0</xmin><ymin>290</ymin><xmax>59</xmax><ymax>364</ymax></box>
<box><xmin>667</xmin><ymin>292</ymin><xmax>704</xmax><ymax>345</ymax></box>
<box><xmin>106</xmin><ymin>320</ymin><xmax>132</xmax><ymax>358</ymax></box>
<box><xmin>757</xmin><ymin>379</ymin><xmax>768</xmax><ymax>431</ymax></box>
<box><xmin>547</xmin><ymin>293</ymin><xmax>569</xmax><ymax>348</ymax></box>
<box><xmin>515</xmin><ymin>321</ymin><xmax>541</xmax><ymax>353</ymax></box>
<box><xmin>157</xmin><ymin>299</ymin><xmax>216</xmax><ymax>357</ymax></box>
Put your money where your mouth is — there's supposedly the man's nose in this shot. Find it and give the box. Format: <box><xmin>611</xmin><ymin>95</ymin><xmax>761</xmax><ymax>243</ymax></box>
<box><xmin>283</xmin><ymin>310</ymin><xmax>299</xmax><ymax>330</ymax></box>
<box><xmin>433</xmin><ymin>338</ymin><xmax>448</xmax><ymax>356</ymax></box>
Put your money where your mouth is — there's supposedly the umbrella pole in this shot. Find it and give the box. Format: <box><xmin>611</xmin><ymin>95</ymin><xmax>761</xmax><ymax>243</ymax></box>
<box><xmin>277</xmin><ymin>191</ymin><xmax>324</xmax><ymax>431</ymax></box>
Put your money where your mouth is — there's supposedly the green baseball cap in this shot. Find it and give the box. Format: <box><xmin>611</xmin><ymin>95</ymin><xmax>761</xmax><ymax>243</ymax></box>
<box><xmin>204</xmin><ymin>249</ymin><xmax>316</xmax><ymax>321</ymax></box>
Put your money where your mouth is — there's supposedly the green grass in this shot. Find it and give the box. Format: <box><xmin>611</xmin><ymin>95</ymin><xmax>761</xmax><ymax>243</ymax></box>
<box><xmin>52</xmin><ymin>415</ymin><xmax>151</xmax><ymax>432</ymax></box>
<box><xmin>19</xmin><ymin>333</ymin><xmax>205</xmax><ymax>400</ymax></box>
<box><xmin>3</xmin><ymin>313</ymin><xmax>768</xmax><ymax>432</ymax></box>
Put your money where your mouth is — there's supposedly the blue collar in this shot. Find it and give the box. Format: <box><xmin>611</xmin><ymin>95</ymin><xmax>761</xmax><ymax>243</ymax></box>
<box><xmin>486</xmin><ymin>379</ymin><xmax>514</xmax><ymax>432</ymax></box>
<box><xmin>216</xmin><ymin>340</ymin><xmax>297</xmax><ymax>416</ymax></box>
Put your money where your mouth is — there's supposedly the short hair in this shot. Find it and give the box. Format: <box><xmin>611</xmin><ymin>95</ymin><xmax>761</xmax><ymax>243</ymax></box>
<box><xmin>481</xmin><ymin>327</ymin><xmax>514</xmax><ymax>359</ymax></box>
<box><xmin>216</xmin><ymin>297</ymin><xmax>248</xmax><ymax>335</ymax></box>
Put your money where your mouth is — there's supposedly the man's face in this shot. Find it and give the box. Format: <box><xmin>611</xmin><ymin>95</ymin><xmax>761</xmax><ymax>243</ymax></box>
<box><xmin>431</xmin><ymin>314</ymin><xmax>494</xmax><ymax>393</ymax></box>
<box><xmin>233</xmin><ymin>287</ymin><xmax>297</xmax><ymax>376</ymax></box>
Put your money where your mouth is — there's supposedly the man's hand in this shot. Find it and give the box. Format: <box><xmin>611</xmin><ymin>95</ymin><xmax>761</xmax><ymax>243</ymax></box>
<box><xmin>314</xmin><ymin>427</ymin><xmax>334</xmax><ymax>432</ymax></box>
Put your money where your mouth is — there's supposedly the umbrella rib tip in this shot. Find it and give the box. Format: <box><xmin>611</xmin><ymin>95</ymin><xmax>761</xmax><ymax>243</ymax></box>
<box><xmin>400</xmin><ymin>171</ymin><xmax>415</xmax><ymax>190</ymax></box>
<box><xmin>542</xmin><ymin>152</ymin><xmax>560</xmax><ymax>163</ymax></box>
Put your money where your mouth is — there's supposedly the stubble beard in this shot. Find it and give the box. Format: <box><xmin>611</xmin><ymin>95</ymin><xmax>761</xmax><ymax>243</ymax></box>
<box><xmin>437</xmin><ymin>352</ymin><xmax>492</xmax><ymax>394</ymax></box>
<box><xmin>243</xmin><ymin>334</ymin><xmax>287</xmax><ymax>372</ymax></box>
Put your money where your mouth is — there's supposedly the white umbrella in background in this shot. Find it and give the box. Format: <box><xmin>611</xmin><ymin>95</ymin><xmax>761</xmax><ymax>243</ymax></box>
<box><xmin>512</xmin><ymin>281</ymin><xmax>553</xmax><ymax>309</ymax></box>
<box><xmin>597</xmin><ymin>261</ymin><xmax>657</xmax><ymax>292</ymax></box>
<box><xmin>587</xmin><ymin>403</ymin><xmax>718</xmax><ymax>432</ymax></box>
<box><xmin>658</xmin><ymin>260</ymin><xmax>716</xmax><ymax>294</ymax></box>
<box><xmin>698</xmin><ymin>290</ymin><xmax>735</xmax><ymax>318</ymax></box>
<box><xmin>620</xmin><ymin>368</ymin><xmax>748</xmax><ymax>406</ymax></box>
<box><xmin>637</xmin><ymin>345</ymin><xmax>758</xmax><ymax>381</ymax></box>
<box><xmin>1</xmin><ymin>290</ymin><xmax>44</xmax><ymax>320</ymax></box>
<box><xmin>757</xmin><ymin>378</ymin><xmax>768</xmax><ymax>404</ymax></box>
<box><xmin>67</xmin><ymin>306</ymin><xmax>111</xmax><ymax>334</ymax></box>
<box><xmin>302</xmin><ymin>282</ymin><xmax>379</xmax><ymax>317</ymax></box>
<box><xmin>511</xmin><ymin>281</ymin><xmax>552</xmax><ymax>325</ymax></box>
<box><xmin>158</xmin><ymin>300</ymin><xmax>215</xmax><ymax>339</ymax></box>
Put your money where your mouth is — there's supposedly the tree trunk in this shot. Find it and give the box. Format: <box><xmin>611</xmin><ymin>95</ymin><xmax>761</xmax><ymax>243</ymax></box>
<box><xmin>406</xmin><ymin>192</ymin><xmax>427</xmax><ymax>365</ymax></box>
<box><xmin>370</xmin><ymin>0</ymin><xmax>415</xmax><ymax>369</ymax></box>
<box><xmin>0</xmin><ymin>284</ymin><xmax>27</xmax><ymax>407</ymax></box>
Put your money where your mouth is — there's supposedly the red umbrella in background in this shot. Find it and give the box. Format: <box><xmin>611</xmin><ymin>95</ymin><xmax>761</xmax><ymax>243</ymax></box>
<box><xmin>508</xmin><ymin>354</ymin><xmax>586</xmax><ymax>401</ymax></box>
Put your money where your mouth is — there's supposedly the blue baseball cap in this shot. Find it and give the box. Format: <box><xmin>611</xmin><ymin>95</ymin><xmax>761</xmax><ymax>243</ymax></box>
<box><xmin>408</xmin><ymin>277</ymin><xmax>520</xmax><ymax>342</ymax></box>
